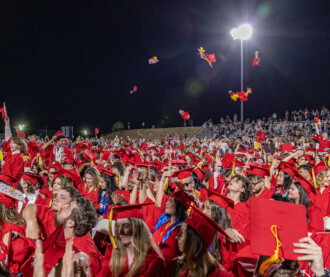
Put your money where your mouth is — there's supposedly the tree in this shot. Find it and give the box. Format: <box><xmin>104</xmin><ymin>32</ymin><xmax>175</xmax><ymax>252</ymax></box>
<box><xmin>111</xmin><ymin>121</ymin><xmax>124</xmax><ymax>132</ymax></box>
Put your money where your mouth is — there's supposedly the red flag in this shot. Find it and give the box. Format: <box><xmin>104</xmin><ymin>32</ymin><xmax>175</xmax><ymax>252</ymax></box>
<box><xmin>256</xmin><ymin>131</ymin><xmax>266</xmax><ymax>143</ymax></box>
<box><xmin>0</xmin><ymin>103</ymin><xmax>7</xmax><ymax>119</ymax></box>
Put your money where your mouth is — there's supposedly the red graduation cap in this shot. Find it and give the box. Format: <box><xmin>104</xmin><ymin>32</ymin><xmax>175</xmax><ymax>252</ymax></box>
<box><xmin>206</xmin><ymin>53</ymin><xmax>216</xmax><ymax>66</ymax></box>
<box><xmin>252</xmin><ymin>51</ymin><xmax>261</xmax><ymax>66</ymax></box>
<box><xmin>172</xmin><ymin>168</ymin><xmax>194</xmax><ymax>180</ymax></box>
<box><xmin>170</xmin><ymin>188</ymin><xmax>196</xmax><ymax>211</ymax></box>
<box><xmin>221</xmin><ymin>153</ymin><xmax>236</xmax><ymax>169</ymax></box>
<box><xmin>130</xmin><ymin>85</ymin><xmax>138</xmax><ymax>94</ymax></box>
<box><xmin>192</xmin><ymin>167</ymin><xmax>208</xmax><ymax>183</ymax></box>
<box><xmin>94</xmin><ymin>128</ymin><xmax>99</xmax><ymax>134</ymax></box>
<box><xmin>206</xmin><ymin>189</ymin><xmax>234</xmax><ymax>209</ymax></box>
<box><xmin>277</xmin><ymin>161</ymin><xmax>296</xmax><ymax>179</ymax></box>
<box><xmin>101</xmin><ymin>150</ymin><xmax>111</xmax><ymax>161</ymax></box>
<box><xmin>59</xmin><ymin>168</ymin><xmax>81</xmax><ymax>186</ymax></box>
<box><xmin>279</xmin><ymin>143</ymin><xmax>293</xmax><ymax>153</ymax></box>
<box><xmin>185</xmin><ymin>205</ymin><xmax>229</xmax><ymax>248</ymax></box>
<box><xmin>249</xmin><ymin>165</ymin><xmax>270</xmax><ymax>179</ymax></box>
<box><xmin>100</xmin><ymin>168</ymin><xmax>116</xmax><ymax>177</ymax></box>
<box><xmin>250</xmin><ymin>198</ymin><xmax>307</xmax><ymax>263</ymax></box>
<box><xmin>21</xmin><ymin>173</ymin><xmax>44</xmax><ymax>186</ymax></box>
<box><xmin>315</xmin><ymin>117</ymin><xmax>321</xmax><ymax>125</ymax></box>
<box><xmin>52</xmin><ymin>130</ymin><xmax>64</xmax><ymax>138</ymax></box>
<box><xmin>237</xmin><ymin>91</ymin><xmax>248</xmax><ymax>102</ymax></box>
<box><xmin>112</xmin><ymin>203</ymin><xmax>153</xmax><ymax>220</ymax></box>
<box><xmin>63</xmin><ymin>156</ymin><xmax>75</xmax><ymax>165</ymax></box>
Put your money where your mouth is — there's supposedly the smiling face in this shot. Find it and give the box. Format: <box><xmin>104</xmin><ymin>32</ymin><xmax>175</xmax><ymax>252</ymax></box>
<box><xmin>52</xmin><ymin>177</ymin><xmax>62</xmax><ymax>194</ymax></box>
<box><xmin>85</xmin><ymin>174</ymin><xmax>93</xmax><ymax>188</ymax></box>
<box><xmin>99</xmin><ymin>177</ymin><xmax>106</xmax><ymax>190</ymax></box>
<box><xmin>115</xmin><ymin>218</ymin><xmax>133</xmax><ymax>246</ymax></box>
<box><xmin>10</xmin><ymin>140</ymin><xmax>19</xmax><ymax>152</ymax></box>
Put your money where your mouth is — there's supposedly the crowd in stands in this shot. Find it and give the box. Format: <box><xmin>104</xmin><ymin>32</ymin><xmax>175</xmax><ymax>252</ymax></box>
<box><xmin>0</xmin><ymin>112</ymin><xmax>329</xmax><ymax>276</ymax></box>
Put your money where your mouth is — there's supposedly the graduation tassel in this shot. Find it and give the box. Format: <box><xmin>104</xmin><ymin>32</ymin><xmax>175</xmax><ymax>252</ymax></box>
<box><xmin>109</xmin><ymin>208</ymin><xmax>118</xmax><ymax>249</ymax></box>
<box><xmin>186</xmin><ymin>201</ymin><xmax>195</xmax><ymax>216</ymax></box>
<box><xmin>232</xmin><ymin>161</ymin><xmax>236</xmax><ymax>176</ymax></box>
<box><xmin>259</xmin><ymin>225</ymin><xmax>282</xmax><ymax>275</ymax></box>
<box><xmin>162</xmin><ymin>178</ymin><xmax>169</xmax><ymax>191</ymax></box>
<box><xmin>311</xmin><ymin>169</ymin><xmax>318</xmax><ymax>189</ymax></box>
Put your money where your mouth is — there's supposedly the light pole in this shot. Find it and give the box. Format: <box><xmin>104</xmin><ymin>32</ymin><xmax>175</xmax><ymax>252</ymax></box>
<box><xmin>230</xmin><ymin>24</ymin><xmax>253</xmax><ymax>126</ymax></box>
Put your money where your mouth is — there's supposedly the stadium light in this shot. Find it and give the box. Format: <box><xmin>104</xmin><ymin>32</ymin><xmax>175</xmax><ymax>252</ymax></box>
<box><xmin>18</xmin><ymin>124</ymin><xmax>25</xmax><ymax>131</ymax></box>
<box><xmin>230</xmin><ymin>24</ymin><xmax>253</xmax><ymax>40</ymax></box>
<box><xmin>230</xmin><ymin>23</ymin><xmax>253</xmax><ymax>128</ymax></box>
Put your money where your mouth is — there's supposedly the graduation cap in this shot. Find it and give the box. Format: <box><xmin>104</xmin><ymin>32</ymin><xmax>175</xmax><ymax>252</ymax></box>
<box><xmin>279</xmin><ymin>143</ymin><xmax>293</xmax><ymax>153</ymax></box>
<box><xmin>101</xmin><ymin>151</ymin><xmax>111</xmax><ymax>161</ymax></box>
<box><xmin>0</xmin><ymin>102</ymin><xmax>7</xmax><ymax>119</ymax></box>
<box><xmin>170</xmin><ymin>188</ymin><xmax>196</xmax><ymax>213</ymax></box>
<box><xmin>52</xmin><ymin>130</ymin><xmax>64</xmax><ymax>138</ymax></box>
<box><xmin>249</xmin><ymin>165</ymin><xmax>270</xmax><ymax>179</ymax></box>
<box><xmin>205</xmin><ymin>189</ymin><xmax>234</xmax><ymax>209</ymax></box>
<box><xmin>63</xmin><ymin>156</ymin><xmax>75</xmax><ymax>165</ymax></box>
<box><xmin>109</xmin><ymin>203</ymin><xmax>153</xmax><ymax>248</ymax></box>
<box><xmin>192</xmin><ymin>167</ymin><xmax>208</xmax><ymax>183</ymax></box>
<box><xmin>172</xmin><ymin>168</ymin><xmax>194</xmax><ymax>180</ymax></box>
<box><xmin>221</xmin><ymin>153</ymin><xmax>236</xmax><ymax>169</ymax></box>
<box><xmin>250</xmin><ymin>198</ymin><xmax>307</xmax><ymax>274</ymax></box>
<box><xmin>21</xmin><ymin>173</ymin><xmax>44</xmax><ymax>187</ymax></box>
<box><xmin>185</xmin><ymin>205</ymin><xmax>229</xmax><ymax>248</ymax></box>
<box><xmin>59</xmin><ymin>168</ymin><xmax>81</xmax><ymax>186</ymax></box>
<box><xmin>100</xmin><ymin>168</ymin><xmax>116</xmax><ymax>177</ymax></box>
<box><xmin>310</xmin><ymin>161</ymin><xmax>328</xmax><ymax>189</ymax></box>
<box><xmin>277</xmin><ymin>161</ymin><xmax>296</xmax><ymax>179</ymax></box>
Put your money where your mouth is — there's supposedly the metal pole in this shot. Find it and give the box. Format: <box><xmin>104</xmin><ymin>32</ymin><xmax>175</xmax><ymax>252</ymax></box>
<box><xmin>240</xmin><ymin>39</ymin><xmax>243</xmax><ymax>124</ymax></box>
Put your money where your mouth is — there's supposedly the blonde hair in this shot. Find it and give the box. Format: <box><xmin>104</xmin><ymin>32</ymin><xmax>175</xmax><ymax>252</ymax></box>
<box><xmin>84</xmin><ymin>168</ymin><xmax>100</xmax><ymax>192</ymax></box>
<box><xmin>110</xmin><ymin>218</ymin><xmax>163</xmax><ymax>277</ymax></box>
<box><xmin>55</xmin><ymin>175</ymin><xmax>74</xmax><ymax>189</ymax></box>
<box><xmin>316</xmin><ymin>169</ymin><xmax>329</xmax><ymax>189</ymax></box>
<box><xmin>0</xmin><ymin>202</ymin><xmax>25</xmax><ymax>227</ymax></box>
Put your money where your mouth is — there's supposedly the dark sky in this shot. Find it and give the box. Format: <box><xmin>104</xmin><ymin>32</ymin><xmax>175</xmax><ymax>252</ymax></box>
<box><xmin>1</xmin><ymin>0</ymin><xmax>329</xmax><ymax>134</ymax></box>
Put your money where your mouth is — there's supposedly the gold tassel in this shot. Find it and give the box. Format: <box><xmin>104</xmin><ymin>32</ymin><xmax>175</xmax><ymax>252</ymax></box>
<box><xmin>162</xmin><ymin>178</ymin><xmax>169</xmax><ymax>191</ymax></box>
<box><xmin>259</xmin><ymin>225</ymin><xmax>282</xmax><ymax>275</ymax></box>
<box><xmin>109</xmin><ymin>208</ymin><xmax>117</xmax><ymax>249</ymax></box>
<box><xmin>232</xmin><ymin>161</ymin><xmax>236</xmax><ymax>176</ymax></box>
<box><xmin>312</xmin><ymin>169</ymin><xmax>318</xmax><ymax>189</ymax></box>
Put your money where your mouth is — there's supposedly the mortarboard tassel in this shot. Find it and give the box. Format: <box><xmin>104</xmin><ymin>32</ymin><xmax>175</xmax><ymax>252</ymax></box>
<box><xmin>109</xmin><ymin>208</ymin><xmax>118</xmax><ymax>249</ymax></box>
<box><xmin>186</xmin><ymin>201</ymin><xmax>195</xmax><ymax>216</ymax></box>
<box><xmin>0</xmin><ymin>151</ymin><xmax>3</xmax><ymax>161</ymax></box>
<box><xmin>162</xmin><ymin>178</ymin><xmax>169</xmax><ymax>191</ymax></box>
<box><xmin>259</xmin><ymin>225</ymin><xmax>282</xmax><ymax>275</ymax></box>
<box><xmin>232</xmin><ymin>161</ymin><xmax>236</xmax><ymax>177</ymax></box>
<box><xmin>311</xmin><ymin>169</ymin><xmax>318</xmax><ymax>189</ymax></box>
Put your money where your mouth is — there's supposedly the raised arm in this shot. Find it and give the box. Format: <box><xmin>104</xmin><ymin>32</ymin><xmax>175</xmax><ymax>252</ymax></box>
<box><xmin>4</xmin><ymin>117</ymin><xmax>12</xmax><ymax>141</ymax></box>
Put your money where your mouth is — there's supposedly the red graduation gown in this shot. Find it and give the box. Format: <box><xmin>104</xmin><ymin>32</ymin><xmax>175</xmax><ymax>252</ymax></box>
<box><xmin>307</xmin><ymin>202</ymin><xmax>325</xmax><ymax>232</ymax></box>
<box><xmin>78</xmin><ymin>183</ymin><xmax>99</xmax><ymax>209</ymax></box>
<box><xmin>97</xmin><ymin>244</ymin><xmax>164</xmax><ymax>277</ymax></box>
<box><xmin>309</xmin><ymin>187</ymin><xmax>330</xmax><ymax>217</ymax></box>
<box><xmin>254</xmin><ymin>187</ymin><xmax>273</xmax><ymax>199</ymax></box>
<box><xmin>152</xmin><ymin>219</ymin><xmax>181</xmax><ymax>276</ymax></box>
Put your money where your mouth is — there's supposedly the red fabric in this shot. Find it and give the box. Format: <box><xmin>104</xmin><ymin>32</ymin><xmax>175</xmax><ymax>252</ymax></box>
<box><xmin>17</xmin><ymin>194</ymin><xmax>46</xmax><ymax>214</ymax></box>
<box><xmin>309</xmin><ymin>187</ymin><xmax>330</xmax><ymax>217</ymax></box>
<box><xmin>97</xmin><ymin>244</ymin><xmax>164</xmax><ymax>277</ymax></box>
<box><xmin>74</xmin><ymin>233</ymin><xmax>102</xmax><ymax>277</ymax></box>
<box><xmin>307</xmin><ymin>202</ymin><xmax>324</xmax><ymax>232</ymax></box>
<box><xmin>1</xmin><ymin>222</ymin><xmax>29</xmax><ymax>275</ymax></box>
<box><xmin>0</xmin><ymin>151</ymin><xmax>24</xmax><ymax>186</ymax></box>
<box><xmin>140</xmin><ymin>198</ymin><xmax>163</xmax><ymax>232</ymax></box>
<box><xmin>36</xmin><ymin>204</ymin><xmax>56</xmax><ymax>238</ymax></box>
<box><xmin>27</xmin><ymin>141</ymin><xmax>40</xmax><ymax>161</ymax></box>
<box><xmin>78</xmin><ymin>183</ymin><xmax>99</xmax><ymax>210</ymax></box>
<box><xmin>152</xmin><ymin>220</ymin><xmax>181</xmax><ymax>276</ymax></box>
<box><xmin>254</xmin><ymin>187</ymin><xmax>273</xmax><ymax>199</ymax></box>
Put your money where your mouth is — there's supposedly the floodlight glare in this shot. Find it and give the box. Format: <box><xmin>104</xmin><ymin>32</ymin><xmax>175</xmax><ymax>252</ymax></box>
<box><xmin>230</xmin><ymin>24</ymin><xmax>253</xmax><ymax>40</ymax></box>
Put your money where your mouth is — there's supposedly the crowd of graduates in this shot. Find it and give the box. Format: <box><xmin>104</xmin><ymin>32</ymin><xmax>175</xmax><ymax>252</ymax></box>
<box><xmin>0</xmin><ymin>115</ymin><xmax>330</xmax><ymax>277</ymax></box>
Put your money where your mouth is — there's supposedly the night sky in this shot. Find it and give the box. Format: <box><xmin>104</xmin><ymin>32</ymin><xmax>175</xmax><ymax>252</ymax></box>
<box><xmin>0</xmin><ymin>0</ymin><xmax>329</xmax><ymax>134</ymax></box>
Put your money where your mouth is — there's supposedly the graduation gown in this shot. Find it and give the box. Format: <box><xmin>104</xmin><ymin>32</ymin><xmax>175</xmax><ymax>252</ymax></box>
<box><xmin>97</xmin><ymin>244</ymin><xmax>164</xmax><ymax>277</ymax></box>
<box><xmin>78</xmin><ymin>183</ymin><xmax>99</xmax><ymax>209</ymax></box>
<box><xmin>309</xmin><ymin>187</ymin><xmax>330</xmax><ymax>217</ymax></box>
<box><xmin>307</xmin><ymin>202</ymin><xmax>325</xmax><ymax>232</ymax></box>
<box><xmin>254</xmin><ymin>187</ymin><xmax>273</xmax><ymax>199</ymax></box>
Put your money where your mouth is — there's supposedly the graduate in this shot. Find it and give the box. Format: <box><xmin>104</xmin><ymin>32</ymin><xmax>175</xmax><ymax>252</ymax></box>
<box><xmin>98</xmin><ymin>203</ymin><xmax>164</xmax><ymax>276</ymax></box>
